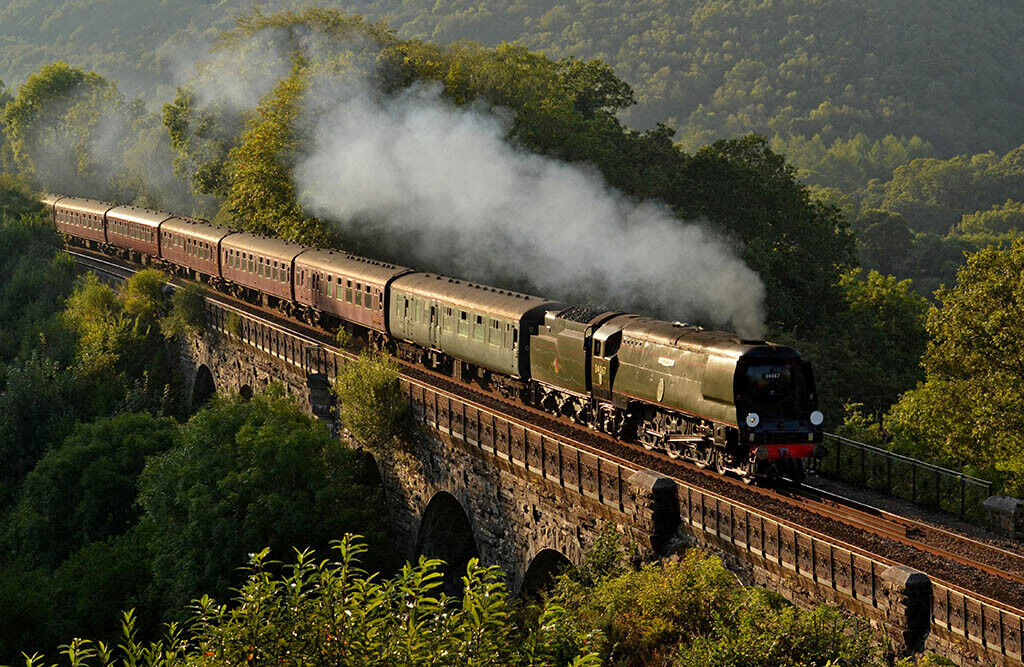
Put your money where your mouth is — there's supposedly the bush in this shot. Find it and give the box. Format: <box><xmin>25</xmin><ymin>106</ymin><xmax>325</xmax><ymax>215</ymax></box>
<box><xmin>159</xmin><ymin>282</ymin><xmax>206</xmax><ymax>340</ymax></box>
<box><xmin>138</xmin><ymin>386</ymin><xmax>394</xmax><ymax>615</ymax></box>
<box><xmin>332</xmin><ymin>350</ymin><xmax>409</xmax><ymax>452</ymax></box>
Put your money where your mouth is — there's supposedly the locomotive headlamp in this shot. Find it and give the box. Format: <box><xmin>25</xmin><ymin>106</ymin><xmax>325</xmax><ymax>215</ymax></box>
<box><xmin>745</xmin><ymin>412</ymin><xmax>760</xmax><ymax>428</ymax></box>
<box><xmin>755</xmin><ymin>446</ymin><xmax>770</xmax><ymax>461</ymax></box>
<box><xmin>810</xmin><ymin>410</ymin><xmax>824</xmax><ymax>426</ymax></box>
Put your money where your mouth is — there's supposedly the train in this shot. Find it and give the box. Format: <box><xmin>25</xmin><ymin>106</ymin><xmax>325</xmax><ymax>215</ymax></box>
<box><xmin>42</xmin><ymin>193</ymin><xmax>825</xmax><ymax>483</ymax></box>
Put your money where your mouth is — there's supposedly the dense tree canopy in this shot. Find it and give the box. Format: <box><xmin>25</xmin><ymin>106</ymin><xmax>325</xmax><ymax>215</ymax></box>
<box><xmin>138</xmin><ymin>386</ymin><xmax>394</xmax><ymax>615</ymax></box>
<box><xmin>3</xmin><ymin>0</ymin><xmax>1021</xmax><ymax>166</ymax></box>
<box><xmin>886</xmin><ymin>239</ymin><xmax>1024</xmax><ymax>492</ymax></box>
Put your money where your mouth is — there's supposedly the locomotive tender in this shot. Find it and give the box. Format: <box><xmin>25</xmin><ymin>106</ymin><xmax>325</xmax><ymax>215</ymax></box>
<box><xmin>43</xmin><ymin>193</ymin><xmax>825</xmax><ymax>483</ymax></box>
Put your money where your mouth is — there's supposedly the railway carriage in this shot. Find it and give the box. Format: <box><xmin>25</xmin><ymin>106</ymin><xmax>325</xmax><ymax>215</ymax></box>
<box><xmin>159</xmin><ymin>217</ymin><xmax>231</xmax><ymax>281</ymax></box>
<box><xmin>388</xmin><ymin>273</ymin><xmax>561</xmax><ymax>390</ymax></box>
<box><xmin>220</xmin><ymin>233</ymin><xmax>306</xmax><ymax>310</ymax></box>
<box><xmin>293</xmin><ymin>249</ymin><xmax>414</xmax><ymax>333</ymax></box>
<box><xmin>105</xmin><ymin>205</ymin><xmax>171</xmax><ymax>263</ymax></box>
<box><xmin>51</xmin><ymin>196</ymin><xmax>113</xmax><ymax>249</ymax></box>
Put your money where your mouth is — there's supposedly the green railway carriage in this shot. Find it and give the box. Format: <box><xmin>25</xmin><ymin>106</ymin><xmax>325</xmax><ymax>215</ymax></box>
<box><xmin>388</xmin><ymin>273</ymin><xmax>561</xmax><ymax>379</ymax></box>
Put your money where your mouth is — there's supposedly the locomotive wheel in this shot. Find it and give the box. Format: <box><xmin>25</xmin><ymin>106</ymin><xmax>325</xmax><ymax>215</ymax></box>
<box><xmin>695</xmin><ymin>445</ymin><xmax>717</xmax><ymax>471</ymax></box>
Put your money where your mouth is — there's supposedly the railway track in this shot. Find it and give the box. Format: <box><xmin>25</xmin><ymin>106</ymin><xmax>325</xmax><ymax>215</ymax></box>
<box><xmin>70</xmin><ymin>247</ymin><xmax>1024</xmax><ymax>615</ymax></box>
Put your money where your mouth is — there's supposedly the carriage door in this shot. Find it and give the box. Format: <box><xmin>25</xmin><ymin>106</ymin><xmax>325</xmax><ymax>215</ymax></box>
<box><xmin>429</xmin><ymin>304</ymin><xmax>439</xmax><ymax>347</ymax></box>
<box><xmin>591</xmin><ymin>331</ymin><xmax>621</xmax><ymax>401</ymax></box>
<box><xmin>311</xmin><ymin>272</ymin><xmax>322</xmax><ymax>307</ymax></box>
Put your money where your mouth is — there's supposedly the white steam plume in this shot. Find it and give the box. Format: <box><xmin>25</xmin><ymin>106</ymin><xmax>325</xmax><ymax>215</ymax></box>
<box><xmin>296</xmin><ymin>82</ymin><xmax>766</xmax><ymax>337</ymax></box>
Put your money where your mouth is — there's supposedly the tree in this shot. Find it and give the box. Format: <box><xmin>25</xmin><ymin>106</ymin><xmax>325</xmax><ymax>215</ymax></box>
<box><xmin>776</xmin><ymin>269</ymin><xmax>928</xmax><ymax>423</ymax></box>
<box><xmin>222</xmin><ymin>65</ymin><xmax>329</xmax><ymax>245</ymax></box>
<box><xmin>4</xmin><ymin>412</ymin><xmax>177</xmax><ymax>568</ymax></box>
<box><xmin>957</xmin><ymin>199</ymin><xmax>1024</xmax><ymax>235</ymax></box>
<box><xmin>686</xmin><ymin>135</ymin><xmax>856</xmax><ymax>331</ymax></box>
<box><xmin>0</xmin><ymin>205</ymin><xmax>77</xmax><ymax>366</ymax></box>
<box><xmin>0</xmin><ymin>354</ymin><xmax>77</xmax><ymax>509</ymax></box>
<box><xmin>886</xmin><ymin>239</ymin><xmax>1024</xmax><ymax>492</ymax></box>
<box><xmin>332</xmin><ymin>350</ymin><xmax>409</xmax><ymax>453</ymax></box>
<box><xmin>137</xmin><ymin>386</ymin><xmax>394</xmax><ymax>614</ymax></box>
<box><xmin>159</xmin><ymin>281</ymin><xmax>207</xmax><ymax>341</ymax></box>
<box><xmin>121</xmin><ymin>269</ymin><xmax>170</xmax><ymax>331</ymax></box>
<box><xmin>853</xmin><ymin>209</ymin><xmax>914</xmax><ymax>277</ymax></box>
<box><xmin>1</xmin><ymin>62</ymin><xmax>129</xmax><ymax>196</ymax></box>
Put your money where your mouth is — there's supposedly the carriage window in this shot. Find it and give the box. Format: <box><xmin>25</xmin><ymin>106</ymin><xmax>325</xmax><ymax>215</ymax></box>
<box><xmin>364</xmin><ymin>285</ymin><xmax>371</xmax><ymax>308</ymax></box>
<box><xmin>355</xmin><ymin>283</ymin><xmax>362</xmax><ymax>306</ymax></box>
<box><xmin>458</xmin><ymin>311</ymin><xmax>468</xmax><ymax>336</ymax></box>
<box><xmin>488</xmin><ymin>319</ymin><xmax>501</xmax><ymax>346</ymax></box>
<box><xmin>512</xmin><ymin>327</ymin><xmax>518</xmax><ymax>346</ymax></box>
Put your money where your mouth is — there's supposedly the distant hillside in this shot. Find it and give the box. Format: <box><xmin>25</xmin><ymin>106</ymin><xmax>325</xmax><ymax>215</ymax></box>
<box><xmin>2</xmin><ymin>0</ymin><xmax>1021</xmax><ymax>160</ymax></box>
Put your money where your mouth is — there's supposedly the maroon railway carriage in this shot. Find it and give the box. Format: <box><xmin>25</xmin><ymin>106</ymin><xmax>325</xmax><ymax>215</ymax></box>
<box><xmin>159</xmin><ymin>217</ymin><xmax>231</xmax><ymax>281</ymax></box>
<box><xmin>52</xmin><ymin>196</ymin><xmax>114</xmax><ymax>248</ymax></box>
<box><xmin>293</xmin><ymin>249</ymin><xmax>416</xmax><ymax>331</ymax></box>
<box><xmin>106</xmin><ymin>205</ymin><xmax>172</xmax><ymax>263</ymax></box>
<box><xmin>220</xmin><ymin>232</ymin><xmax>307</xmax><ymax>308</ymax></box>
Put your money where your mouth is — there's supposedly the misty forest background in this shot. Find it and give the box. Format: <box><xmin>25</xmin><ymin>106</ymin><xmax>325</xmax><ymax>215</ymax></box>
<box><xmin>0</xmin><ymin>0</ymin><xmax>1022</xmax><ymax>663</ymax></box>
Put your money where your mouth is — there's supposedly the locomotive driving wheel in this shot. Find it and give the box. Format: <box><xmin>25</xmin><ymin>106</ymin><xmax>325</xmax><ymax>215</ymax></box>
<box><xmin>695</xmin><ymin>443</ymin><xmax>717</xmax><ymax>471</ymax></box>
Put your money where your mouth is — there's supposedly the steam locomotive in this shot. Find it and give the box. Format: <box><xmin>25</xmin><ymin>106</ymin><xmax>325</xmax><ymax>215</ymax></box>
<box><xmin>42</xmin><ymin>193</ymin><xmax>825</xmax><ymax>483</ymax></box>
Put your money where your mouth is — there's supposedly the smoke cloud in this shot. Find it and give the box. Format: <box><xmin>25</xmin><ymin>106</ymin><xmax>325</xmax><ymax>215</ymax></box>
<box><xmin>296</xmin><ymin>82</ymin><xmax>766</xmax><ymax>337</ymax></box>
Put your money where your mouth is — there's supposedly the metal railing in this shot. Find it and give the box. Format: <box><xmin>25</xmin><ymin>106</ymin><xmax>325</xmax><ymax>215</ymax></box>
<box><xmin>810</xmin><ymin>433</ymin><xmax>992</xmax><ymax>519</ymax></box>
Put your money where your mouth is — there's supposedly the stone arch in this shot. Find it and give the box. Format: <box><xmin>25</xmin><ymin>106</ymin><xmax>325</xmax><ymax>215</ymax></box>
<box><xmin>521</xmin><ymin>548</ymin><xmax>572</xmax><ymax>598</ymax></box>
<box><xmin>417</xmin><ymin>491</ymin><xmax>479</xmax><ymax>595</ymax></box>
<box><xmin>192</xmin><ymin>364</ymin><xmax>215</xmax><ymax>408</ymax></box>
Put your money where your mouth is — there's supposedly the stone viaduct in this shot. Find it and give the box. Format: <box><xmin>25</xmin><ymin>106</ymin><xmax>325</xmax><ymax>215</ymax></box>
<box><xmin>180</xmin><ymin>297</ymin><xmax>1022</xmax><ymax>667</ymax></box>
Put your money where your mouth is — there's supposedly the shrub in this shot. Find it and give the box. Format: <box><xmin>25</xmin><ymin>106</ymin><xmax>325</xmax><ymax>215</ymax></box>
<box><xmin>332</xmin><ymin>350</ymin><xmax>408</xmax><ymax>452</ymax></box>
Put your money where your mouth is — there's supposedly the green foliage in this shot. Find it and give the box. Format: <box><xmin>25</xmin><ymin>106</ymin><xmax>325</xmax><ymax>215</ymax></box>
<box><xmin>159</xmin><ymin>281</ymin><xmax>206</xmax><ymax>341</ymax></box>
<box><xmin>0</xmin><ymin>174</ymin><xmax>41</xmax><ymax>219</ymax></box>
<box><xmin>5</xmin><ymin>0</ymin><xmax>1023</xmax><ymax>166</ymax></box>
<box><xmin>689</xmin><ymin>135</ymin><xmax>855</xmax><ymax>330</ymax></box>
<box><xmin>157</xmin><ymin>10</ymin><xmax>853</xmax><ymax>332</ymax></box>
<box><xmin>0</xmin><ymin>354</ymin><xmax>77</xmax><ymax>509</ymax></box>
<box><xmin>121</xmin><ymin>269</ymin><xmax>169</xmax><ymax>330</ymax></box>
<box><xmin>547</xmin><ymin>546</ymin><xmax>883</xmax><ymax>666</ymax></box>
<box><xmin>885</xmin><ymin>239</ymin><xmax>1024</xmax><ymax>492</ymax></box>
<box><xmin>674</xmin><ymin>588</ymin><xmax>878</xmax><ymax>666</ymax></box>
<box><xmin>4</xmin><ymin>413</ymin><xmax>177</xmax><ymax>568</ymax></box>
<box><xmin>1</xmin><ymin>62</ymin><xmax>128</xmax><ymax>196</ymax></box>
<box><xmin>777</xmin><ymin>269</ymin><xmax>927</xmax><ymax>422</ymax></box>
<box><xmin>223</xmin><ymin>65</ymin><xmax>329</xmax><ymax>246</ymax></box>
<box><xmin>223</xmin><ymin>311</ymin><xmax>241</xmax><ymax>339</ymax></box>
<box><xmin>773</xmin><ymin>133</ymin><xmax>937</xmax><ymax>194</ymax></box>
<box><xmin>1</xmin><ymin>536</ymin><xmax>600</xmax><ymax>667</ymax></box>
<box><xmin>333</xmin><ymin>350</ymin><xmax>409</xmax><ymax>452</ymax></box>
<box><xmin>862</xmin><ymin>145</ymin><xmax>1024</xmax><ymax>235</ymax></box>
<box><xmin>957</xmin><ymin>199</ymin><xmax>1024</xmax><ymax>235</ymax></box>
<box><xmin>0</xmin><ymin>208</ymin><xmax>76</xmax><ymax>367</ymax></box>
<box><xmin>834</xmin><ymin>404</ymin><xmax>884</xmax><ymax>448</ymax></box>
<box><xmin>137</xmin><ymin>387</ymin><xmax>394</xmax><ymax>615</ymax></box>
